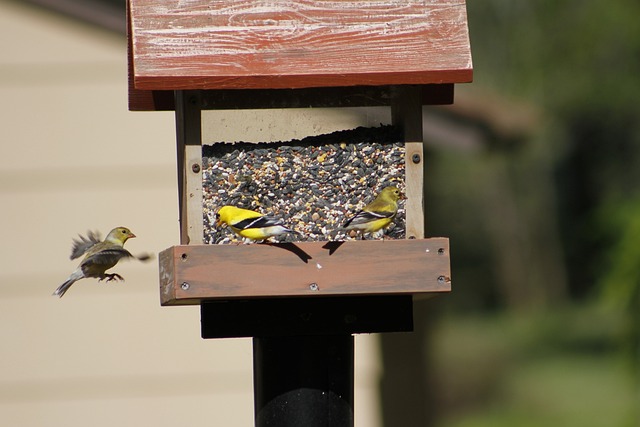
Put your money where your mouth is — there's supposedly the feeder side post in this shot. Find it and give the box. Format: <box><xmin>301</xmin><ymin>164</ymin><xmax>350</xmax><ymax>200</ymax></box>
<box><xmin>175</xmin><ymin>90</ymin><xmax>204</xmax><ymax>245</ymax></box>
<box><xmin>391</xmin><ymin>85</ymin><xmax>425</xmax><ymax>239</ymax></box>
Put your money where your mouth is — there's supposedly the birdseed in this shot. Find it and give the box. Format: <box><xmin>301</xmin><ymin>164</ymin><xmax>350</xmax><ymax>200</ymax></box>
<box><xmin>202</xmin><ymin>126</ymin><xmax>406</xmax><ymax>244</ymax></box>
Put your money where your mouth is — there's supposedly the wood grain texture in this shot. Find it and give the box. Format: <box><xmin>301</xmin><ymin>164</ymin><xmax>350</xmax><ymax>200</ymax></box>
<box><xmin>392</xmin><ymin>85</ymin><xmax>424</xmax><ymax>239</ymax></box>
<box><xmin>184</xmin><ymin>145</ymin><xmax>204</xmax><ymax>244</ymax></box>
<box><xmin>405</xmin><ymin>142</ymin><xmax>424</xmax><ymax>238</ymax></box>
<box><xmin>128</xmin><ymin>0</ymin><xmax>473</xmax><ymax>91</ymax></box>
<box><xmin>159</xmin><ymin>238</ymin><xmax>451</xmax><ymax>305</ymax></box>
<box><xmin>127</xmin><ymin>2</ymin><xmax>172</xmax><ymax>111</ymax></box>
<box><xmin>174</xmin><ymin>90</ymin><xmax>202</xmax><ymax>244</ymax></box>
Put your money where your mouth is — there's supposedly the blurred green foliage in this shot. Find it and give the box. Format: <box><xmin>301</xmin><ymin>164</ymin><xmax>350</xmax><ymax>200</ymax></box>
<box><xmin>422</xmin><ymin>0</ymin><xmax>640</xmax><ymax>329</ymax></box>
<box><xmin>598</xmin><ymin>199</ymin><xmax>640</xmax><ymax>311</ymax></box>
<box><xmin>415</xmin><ymin>1</ymin><xmax>640</xmax><ymax>426</ymax></box>
<box><xmin>432</xmin><ymin>306</ymin><xmax>635</xmax><ymax>427</ymax></box>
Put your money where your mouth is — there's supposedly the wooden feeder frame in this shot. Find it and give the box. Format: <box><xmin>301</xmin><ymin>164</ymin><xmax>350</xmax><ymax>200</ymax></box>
<box><xmin>128</xmin><ymin>0</ymin><xmax>471</xmax><ymax>425</ymax></box>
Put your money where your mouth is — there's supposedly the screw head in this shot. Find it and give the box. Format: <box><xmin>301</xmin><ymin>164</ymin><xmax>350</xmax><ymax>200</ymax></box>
<box><xmin>192</xmin><ymin>163</ymin><xmax>201</xmax><ymax>173</ymax></box>
<box><xmin>181</xmin><ymin>282</ymin><xmax>190</xmax><ymax>290</ymax></box>
<box><xmin>309</xmin><ymin>283</ymin><xmax>319</xmax><ymax>291</ymax></box>
<box><xmin>437</xmin><ymin>276</ymin><xmax>446</xmax><ymax>285</ymax></box>
<box><xmin>412</xmin><ymin>153</ymin><xmax>421</xmax><ymax>164</ymax></box>
<box><xmin>438</xmin><ymin>248</ymin><xmax>445</xmax><ymax>255</ymax></box>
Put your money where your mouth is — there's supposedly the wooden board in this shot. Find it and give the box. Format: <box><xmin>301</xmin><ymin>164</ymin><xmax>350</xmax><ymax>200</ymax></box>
<box><xmin>174</xmin><ymin>91</ymin><xmax>203</xmax><ymax>244</ymax></box>
<box><xmin>128</xmin><ymin>0</ymin><xmax>472</xmax><ymax>95</ymax></box>
<box><xmin>194</xmin><ymin>85</ymin><xmax>455</xmax><ymax>110</ymax></box>
<box><xmin>201</xmin><ymin>295</ymin><xmax>414</xmax><ymax>338</ymax></box>
<box><xmin>392</xmin><ymin>85</ymin><xmax>424</xmax><ymax>239</ymax></box>
<box><xmin>159</xmin><ymin>238</ymin><xmax>451</xmax><ymax>305</ymax></box>
<box><xmin>127</xmin><ymin>84</ymin><xmax>454</xmax><ymax>111</ymax></box>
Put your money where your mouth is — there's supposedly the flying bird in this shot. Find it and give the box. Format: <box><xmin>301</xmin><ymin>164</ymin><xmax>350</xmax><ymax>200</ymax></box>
<box><xmin>53</xmin><ymin>227</ymin><xmax>150</xmax><ymax>298</ymax></box>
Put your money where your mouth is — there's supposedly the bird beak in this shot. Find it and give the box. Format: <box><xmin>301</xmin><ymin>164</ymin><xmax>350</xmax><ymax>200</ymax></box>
<box><xmin>400</xmin><ymin>192</ymin><xmax>407</xmax><ymax>200</ymax></box>
<box><xmin>129</xmin><ymin>232</ymin><xmax>137</xmax><ymax>238</ymax></box>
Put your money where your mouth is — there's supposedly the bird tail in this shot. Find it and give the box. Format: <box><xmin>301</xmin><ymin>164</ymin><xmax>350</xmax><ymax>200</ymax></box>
<box><xmin>52</xmin><ymin>269</ymin><xmax>83</xmax><ymax>298</ymax></box>
<box><xmin>52</xmin><ymin>279</ymin><xmax>75</xmax><ymax>298</ymax></box>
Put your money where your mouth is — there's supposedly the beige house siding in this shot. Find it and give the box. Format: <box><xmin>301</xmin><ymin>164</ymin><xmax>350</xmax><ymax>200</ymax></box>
<box><xmin>0</xmin><ymin>2</ymin><xmax>382</xmax><ymax>426</ymax></box>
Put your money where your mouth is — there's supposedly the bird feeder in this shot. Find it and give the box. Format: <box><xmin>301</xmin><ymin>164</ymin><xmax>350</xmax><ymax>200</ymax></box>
<box><xmin>127</xmin><ymin>0</ymin><xmax>471</xmax><ymax>425</ymax></box>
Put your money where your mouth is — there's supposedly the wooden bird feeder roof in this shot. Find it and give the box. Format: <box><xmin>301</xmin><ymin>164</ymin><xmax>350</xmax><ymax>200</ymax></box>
<box><xmin>127</xmin><ymin>0</ymin><xmax>473</xmax><ymax>110</ymax></box>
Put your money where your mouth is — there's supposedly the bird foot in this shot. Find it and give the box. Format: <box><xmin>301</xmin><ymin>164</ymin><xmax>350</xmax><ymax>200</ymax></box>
<box><xmin>100</xmin><ymin>273</ymin><xmax>124</xmax><ymax>282</ymax></box>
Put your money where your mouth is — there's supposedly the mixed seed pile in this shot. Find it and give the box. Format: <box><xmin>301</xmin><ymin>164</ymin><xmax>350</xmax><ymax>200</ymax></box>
<box><xmin>202</xmin><ymin>126</ymin><xmax>406</xmax><ymax>244</ymax></box>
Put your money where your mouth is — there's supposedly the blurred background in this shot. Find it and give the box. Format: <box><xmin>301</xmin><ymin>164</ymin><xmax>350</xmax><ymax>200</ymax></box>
<box><xmin>1</xmin><ymin>0</ymin><xmax>638</xmax><ymax>426</ymax></box>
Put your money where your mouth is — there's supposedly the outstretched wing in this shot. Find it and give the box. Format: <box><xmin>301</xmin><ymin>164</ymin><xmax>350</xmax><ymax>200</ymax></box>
<box><xmin>79</xmin><ymin>247</ymin><xmax>133</xmax><ymax>278</ymax></box>
<box><xmin>70</xmin><ymin>230</ymin><xmax>102</xmax><ymax>260</ymax></box>
<box><xmin>82</xmin><ymin>247</ymin><xmax>133</xmax><ymax>267</ymax></box>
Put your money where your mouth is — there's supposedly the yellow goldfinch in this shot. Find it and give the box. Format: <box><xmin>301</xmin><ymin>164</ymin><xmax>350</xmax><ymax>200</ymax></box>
<box><xmin>53</xmin><ymin>227</ymin><xmax>147</xmax><ymax>298</ymax></box>
<box><xmin>341</xmin><ymin>186</ymin><xmax>404</xmax><ymax>239</ymax></box>
<box><xmin>216</xmin><ymin>205</ymin><xmax>293</xmax><ymax>242</ymax></box>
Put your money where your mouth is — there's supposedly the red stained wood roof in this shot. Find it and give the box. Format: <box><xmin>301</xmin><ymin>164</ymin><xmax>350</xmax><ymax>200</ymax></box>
<box><xmin>128</xmin><ymin>0</ymin><xmax>472</xmax><ymax>110</ymax></box>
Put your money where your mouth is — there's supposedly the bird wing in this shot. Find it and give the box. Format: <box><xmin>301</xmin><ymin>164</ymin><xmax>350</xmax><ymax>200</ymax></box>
<box><xmin>70</xmin><ymin>230</ymin><xmax>102</xmax><ymax>260</ymax></box>
<box><xmin>231</xmin><ymin>215</ymin><xmax>286</xmax><ymax>231</ymax></box>
<box><xmin>82</xmin><ymin>247</ymin><xmax>133</xmax><ymax>267</ymax></box>
<box><xmin>343</xmin><ymin>209</ymin><xmax>396</xmax><ymax>228</ymax></box>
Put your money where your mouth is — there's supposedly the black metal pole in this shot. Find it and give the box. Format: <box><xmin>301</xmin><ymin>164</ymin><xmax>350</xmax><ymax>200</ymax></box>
<box><xmin>253</xmin><ymin>334</ymin><xmax>354</xmax><ymax>427</ymax></box>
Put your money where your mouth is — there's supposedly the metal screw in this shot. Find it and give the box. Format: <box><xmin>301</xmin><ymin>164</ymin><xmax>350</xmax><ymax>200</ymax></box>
<box><xmin>309</xmin><ymin>283</ymin><xmax>319</xmax><ymax>291</ymax></box>
<box><xmin>192</xmin><ymin>163</ymin><xmax>201</xmax><ymax>173</ymax></box>
<box><xmin>181</xmin><ymin>282</ymin><xmax>190</xmax><ymax>290</ymax></box>
<box><xmin>437</xmin><ymin>276</ymin><xmax>446</xmax><ymax>285</ymax></box>
<box><xmin>438</xmin><ymin>248</ymin><xmax>445</xmax><ymax>255</ymax></box>
<box><xmin>412</xmin><ymin>153</ymin><xmax>421</xmax><ymax>164</ymax></box>
<box><xmin>181</xmin><ymin>253</ymin><xmax>188</xmax><ymax>261</ymax></box>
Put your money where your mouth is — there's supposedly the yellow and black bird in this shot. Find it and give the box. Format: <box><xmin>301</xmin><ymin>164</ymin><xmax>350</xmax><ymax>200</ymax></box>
<box><xmin>216</xmin><ymin>205</ymin><xmax>294</xmax><ymax>243</ymax></box>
